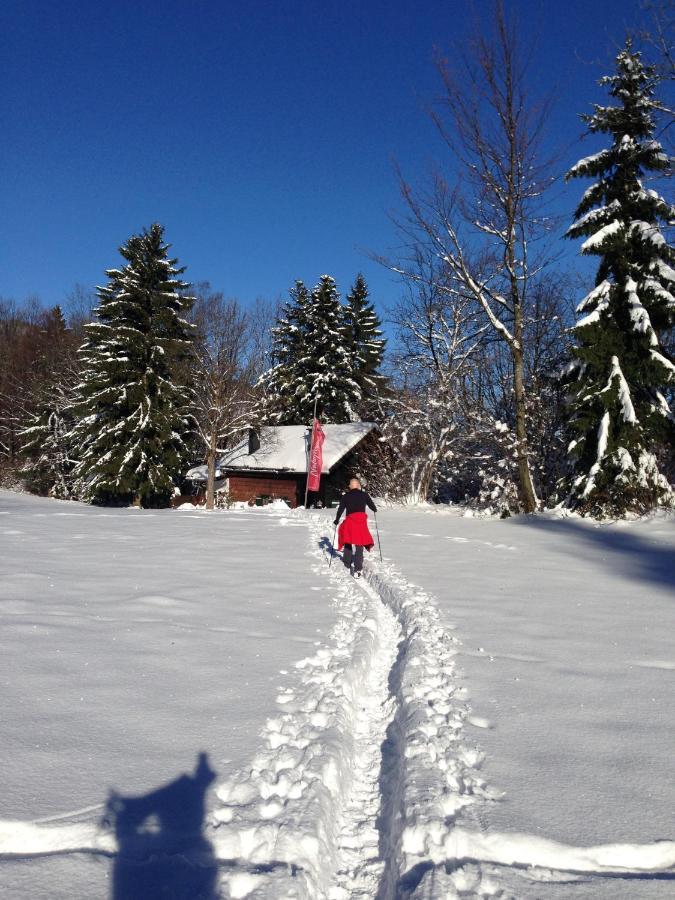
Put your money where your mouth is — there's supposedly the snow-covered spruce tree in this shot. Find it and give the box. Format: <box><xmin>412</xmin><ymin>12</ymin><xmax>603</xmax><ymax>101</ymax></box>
<box><xmin>258</xmin><ymin>281</ymin><xmax>311</xmax><ymax>424</ymax></box>
<box><xmin>300</xmin><ymin>275</ymin><xmax>361</xmax><ymax>422</ymax></box>
<box><xmin>563</xmin><ymin>41</ymin><xmax>675</xmax><ymax>516</ymax></box>
<box><xmin>343</xmin><ymin>274</ymin><xmax>386</xmax><ymax>418</ymax></box>
<box><xmin>259</xmin><ymin>276</ymin><xmax>361</xmax><ymax>424</ymax></box>
<box><xmin>70</xmin><ymin>224</ymin><xmax>195</xmax><ymax>507</ymax></box>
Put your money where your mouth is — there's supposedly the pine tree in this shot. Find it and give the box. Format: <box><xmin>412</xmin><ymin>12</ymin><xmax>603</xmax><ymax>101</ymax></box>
<box><xmin>343</xmin><ymin>274</ymin><xmax>386</xmax><ymax>417</ymax></box>
<box><xmin>298</xmin><ymin>275</ymin><xmax>361</xmax><ymax>423</ymax></box>
<box><xmin>259</xmin><ymin>276</ymin><xmax>361</xmax><ymax>424</ymax></box>
<box><xmin>258</xmin><ymin>281</ymin><xmax>311</xmax><ymax>424</ymax></box>
<box><xmin>70</xmin><ymin>224</ymin><xmax>195</xmax><ymax>507</ymax></box>
<box><xmin>563</xmin><ymin>41</ymin><xmax>675</xmax><ymax>516</ymax></box>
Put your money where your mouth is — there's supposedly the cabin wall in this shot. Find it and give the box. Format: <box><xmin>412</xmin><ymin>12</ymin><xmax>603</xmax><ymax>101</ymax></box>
<box><xmin>227</xmin><ymin>473</ymin><xmax>301</xmax><ymax>507</ymax></box>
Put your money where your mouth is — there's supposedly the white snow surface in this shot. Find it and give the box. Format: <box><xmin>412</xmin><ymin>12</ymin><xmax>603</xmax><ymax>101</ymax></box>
<box><xmin>374</xmin><ymin>507</ymin><xmax>675</xmax><ymax>898</ymax></box>
<box><xmin>567</xmin><ymin>150</ymin><xmax>610</xmax><ymax>178</ymax></box>
<box><xmin>0</xmin><ymin>493</ymin><xmax>674</xmax><ymax>899</ymax></box>
<box><xmin>0</xmin><ymin>492</ymin><xmax>340</xmax><ymax>899</ymax></box>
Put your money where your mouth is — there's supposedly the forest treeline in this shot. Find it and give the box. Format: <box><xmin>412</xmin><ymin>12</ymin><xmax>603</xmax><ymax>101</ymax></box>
<box><xmin>1</xmin><ymin>7</ymin><xmax>673</xmax><ymax>518</ymax></box>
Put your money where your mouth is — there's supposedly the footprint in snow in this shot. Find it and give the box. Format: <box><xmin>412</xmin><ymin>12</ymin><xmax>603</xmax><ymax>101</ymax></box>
<box><xmin>467</xmin><ymin>715</ymin><xmax>493</xmax><ymax>729</ymax></box>
<box><xmin>135</xmin><ymin>594</ymin><xmax>185</xmax><ymax>608</ymax></box>
<box><xmin>444</xmin><ymin>535</ymin><xmax>517</xmax><ymax>551</ymax></box>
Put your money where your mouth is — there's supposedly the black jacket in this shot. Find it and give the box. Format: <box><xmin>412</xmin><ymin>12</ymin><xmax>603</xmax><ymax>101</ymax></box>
<box><xmin>334</xmin><ymin>489</ymin><xmax>377</xmax><ymax>525</ymax></box>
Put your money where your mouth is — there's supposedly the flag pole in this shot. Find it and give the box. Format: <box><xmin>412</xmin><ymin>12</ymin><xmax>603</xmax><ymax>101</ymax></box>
<box><xmin>304</xmin><ymin>395</ymin><xmax>319</xmax><ymax>509</ymax></box>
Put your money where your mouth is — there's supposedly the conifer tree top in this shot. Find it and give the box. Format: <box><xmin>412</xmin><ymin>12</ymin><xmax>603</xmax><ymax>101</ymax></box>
<box><xmin>561</xmin><ymin>39</ymin><xmax>674</xmax><ymax>517</ymax></box>
<box><xmin>566</xmin><ymin>41</ymin><xmax>670</xmax><ymax>191</ymax></box>
<box><xmin>586</xmin><ymin>41</ymin><xmax>660</xmax><ymax>137</ymax></box>
<box><xmin>565</xmin><ymin>40</ymin><xmax>674</xmax><ymax>257</ymax></box>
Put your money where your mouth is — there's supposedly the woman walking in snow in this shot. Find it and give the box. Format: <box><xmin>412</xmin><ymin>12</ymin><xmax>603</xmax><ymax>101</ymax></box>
<box><xmin>333</xmin><ymin>477</ymin><xmax>377</xmax><ymax>577</ymax></box>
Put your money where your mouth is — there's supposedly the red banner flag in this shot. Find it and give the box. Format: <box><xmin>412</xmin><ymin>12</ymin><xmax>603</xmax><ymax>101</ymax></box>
<box><xmin>307</xmin><ymin>419</ymin><xmax>325</xmax><ymax>492</ymax></box>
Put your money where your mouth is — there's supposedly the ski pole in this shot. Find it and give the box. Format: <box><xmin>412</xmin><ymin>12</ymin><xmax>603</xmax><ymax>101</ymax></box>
<box><xmin>374</xmin><ymin>512</ymin><xmax>383</xmax><ymax>562</ymax></box>
<box><xmin>328</xmin><ymin>523</ymin><xmax>337</xmax><ymax>568</ymax></box>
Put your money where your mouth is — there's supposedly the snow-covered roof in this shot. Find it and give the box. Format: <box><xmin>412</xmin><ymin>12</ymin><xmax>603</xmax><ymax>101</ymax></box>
<box><xmin>186</xmin><ymin>423</ymin><xmax>376</xmax><ymax>480</ymax></box>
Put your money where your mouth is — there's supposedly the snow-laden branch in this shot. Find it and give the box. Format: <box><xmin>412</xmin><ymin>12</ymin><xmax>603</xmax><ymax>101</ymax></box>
<box><xmin>601</xmin><ymin>356</ymin><xmax>638</xmax><ymax>424</ymax></box>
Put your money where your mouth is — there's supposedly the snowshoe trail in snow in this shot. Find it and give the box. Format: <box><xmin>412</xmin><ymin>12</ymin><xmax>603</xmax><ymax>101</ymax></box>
<box><xmin>329</xmin><ymin>576</ymin><xmax>399</xmax><ymax>899</ymax></box>
<box><xmin>212</xmin><ymin>544</ymin><xmax>403</xmax><ymax>899</ymax></box>
<box><xmin>210</xmin><ymin>514</ymin><xmax>502</xmax><ymax>899</ymax></box>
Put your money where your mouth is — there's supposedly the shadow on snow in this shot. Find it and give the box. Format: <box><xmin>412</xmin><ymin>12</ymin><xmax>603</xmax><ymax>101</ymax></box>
<box><xmin>512</xmin><ymin>515</ymin><xmax>675</xmax><ymax>594</ymax></box>
<box><xmin>104</xmin><ymin>752</ymin><xmax>218</xmax><ymax>900</ymax></box>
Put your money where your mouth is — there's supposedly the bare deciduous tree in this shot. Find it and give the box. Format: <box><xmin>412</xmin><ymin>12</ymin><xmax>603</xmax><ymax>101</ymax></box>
<box><xmin>190</xmin><ymin>284</ymin><xmax>271</xmax><ymax>509</ymax></box>
<box><xmin>63</xmin><ymin>283</ymin><xmax>97</xmax><ymax>336</ymax></box>
<box><xmin>640</xmin><ymin>0</ymin><xmax>675</xmax><ymax>82</ymax></box>
<box><xmin>0</xmin><ymin>299</ymin><xmax>79</xmax><ymax>486</ymax></box>
<box><xmin>383</xmin><ymin>1</ymin><xmax>557</xmax><ymax>512</ymax></box>
<box><xmin>381</xmin><ymin>251</ymin><xmax>487</xmax><ymax>502</ymax></box>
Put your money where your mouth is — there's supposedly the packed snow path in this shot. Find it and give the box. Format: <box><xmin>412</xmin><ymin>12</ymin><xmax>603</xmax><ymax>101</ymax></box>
<box><xmin>212</xmin><ymin>515</ymin><xmax>502</xmax><ymax>899</ymax></box>
<box><xmin>329</xmin><ymin>577</ymin><xmax>399</xmax><ymax>899</ymax></box>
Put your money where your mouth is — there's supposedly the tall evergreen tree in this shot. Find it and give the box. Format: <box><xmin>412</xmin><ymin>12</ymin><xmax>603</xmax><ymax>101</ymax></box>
<box><xmin>563</xmin><ymin>41</ymin><xmax>675</xmax><ymax>516</ymax></box>
<box><xmin>297</xmin><ymin>275</ymin><xmax>361</xmax><ymax>423</ymax></box>
<box><xmin>258</xmin><ymin>281</ymin><xmax>311</xmax><ymax>424</ymax></box>
<box><xmin>259</xmin><ymin>276</ymin><xmax>361</xmax><ymax>424</ymax></box>
<box><xmin>70</xmin><ymin>224</ymin><xmax>195</xmax><ymax>507</ymax></box>
<box><xmin>343</xmin><ymin>274</ymin><xmax>386</xmax><ymax>417</ymax></box>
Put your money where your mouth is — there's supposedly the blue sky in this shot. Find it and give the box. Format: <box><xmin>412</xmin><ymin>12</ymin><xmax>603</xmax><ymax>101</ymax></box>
<box><xmin>1</xmin><ymin>0</ymin><xmax>659</xmax><ymax>318</ymax></box>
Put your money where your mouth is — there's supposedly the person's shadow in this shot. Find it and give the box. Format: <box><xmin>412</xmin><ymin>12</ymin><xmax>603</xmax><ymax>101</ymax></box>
<box><xmin>104</xmin><ymin>752</ymin><xmax>218</xmax><ymax>900</ymax></box>
<box><xmin>318</xmin><ymin>534</ymin><xmax>339</xmax><ymax>563</ymax></box>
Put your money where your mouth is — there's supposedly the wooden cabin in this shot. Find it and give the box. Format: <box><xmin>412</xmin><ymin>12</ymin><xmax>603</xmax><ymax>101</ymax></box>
<box><xmin>184</xmin><ymin>423</ymin><xmax>378</xmax><ymax>508</ymax></box>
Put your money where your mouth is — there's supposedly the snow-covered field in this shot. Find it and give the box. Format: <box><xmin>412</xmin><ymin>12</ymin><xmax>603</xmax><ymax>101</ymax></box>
<box><xmin>0</xmin><ymin>491</ymin><xmax>339</xmax><ymax>899</ymax></box>
<box><xmin>0</xmin><ymin>490</ymin><xmax>673</xmax><ymax>899</ymax></box>
<box><xmin>373</xmin><ymin>507</ymin><xmax>675</xmax><ymax>899</ymax></box>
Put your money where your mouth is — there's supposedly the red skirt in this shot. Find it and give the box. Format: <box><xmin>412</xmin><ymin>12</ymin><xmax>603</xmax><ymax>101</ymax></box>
<box><xmin>337</xmin><ymin>512</ymin><xmax>374</xmax><ymax>551</ymax></box>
